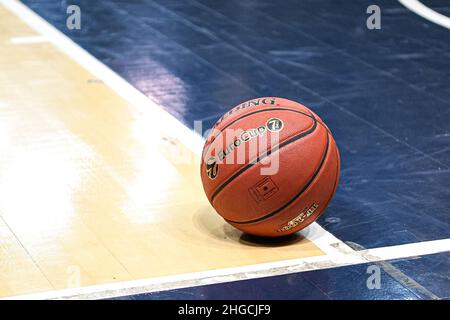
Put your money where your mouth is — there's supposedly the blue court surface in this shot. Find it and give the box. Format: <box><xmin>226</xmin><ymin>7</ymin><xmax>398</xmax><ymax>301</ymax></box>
<box><xmin>9</xmin><ymin>0</ymin><xmax>450</xmax><ymax>299</ymax></box>
<box><xmin>117</xmin><ymin>252</ymin><xmax>450</xmax><ymax>300</ymax></box>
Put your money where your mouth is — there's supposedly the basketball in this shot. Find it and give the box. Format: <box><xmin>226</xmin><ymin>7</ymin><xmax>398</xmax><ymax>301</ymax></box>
<box><xmin>201</xmin><ymin>97</ymin><xmax>340</xmax><ymax>237</ymax></box>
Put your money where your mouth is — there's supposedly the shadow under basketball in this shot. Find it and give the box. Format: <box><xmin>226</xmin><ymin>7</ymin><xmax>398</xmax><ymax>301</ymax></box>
<box><xmin>193</xmin><ymin>207</ymin><xmax>306</xmax><ymax>247</ymax></box>
<box><xmin>235</xmin><ymin>231</ymin><xmax>305</xmax><ymax>247</ymax></box>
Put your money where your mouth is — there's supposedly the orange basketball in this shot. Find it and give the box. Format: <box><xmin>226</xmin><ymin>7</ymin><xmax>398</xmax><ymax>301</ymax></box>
<box><xmin>200</xmin><ymin>97</ymin><xmax>340</xmax><ymax>237</ymax></box>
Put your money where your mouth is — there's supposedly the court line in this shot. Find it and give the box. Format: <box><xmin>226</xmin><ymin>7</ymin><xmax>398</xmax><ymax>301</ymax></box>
<box><xmin>347</xmin><ymin>242</ymin><xmax>440</xmax><ymax>299</ymax></box>
<box><xmin>2</xmin><ymin>0</ymin><xmax>449</xmax><ymax>299</ymax></box>
<box><xmin>399</xmin><ymin>0</ymin><xmax>450</xmax><ymax>29</ymax></box>
<box><xmin>4</xmin><ymin>238</ymin><xmax>450</xmax><ymax>300</ymax></box>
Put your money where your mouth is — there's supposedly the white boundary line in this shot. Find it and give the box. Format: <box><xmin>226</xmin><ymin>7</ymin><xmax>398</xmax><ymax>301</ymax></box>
<box><xmin>368</xmin><ymin>238</ymin><xmax>450</xmax><ymax>260</ymax></box>
<box><xmin>4</xmin><ymin>238</ymin><xmax>450</xmax><ymax>300</ymax></box>
<box><xmin>1</xmin><ymin>0</ymin><xmax>449</xmax><ymax>300</ymax></box>
<box><xmin>399</xmin><ymin>0</ymin><xmax>450</xmax><ymax>29</ymax></box>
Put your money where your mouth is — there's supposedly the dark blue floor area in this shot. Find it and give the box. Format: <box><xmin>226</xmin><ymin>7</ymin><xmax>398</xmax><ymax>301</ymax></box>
<box><xmin>422</xmin><ymin>0</ymin><xmax>450</xmax><ymax>17</ymax></box>
<box><xmin>391</xmin><ymin>251</ymin><xmax>450</xmax><ymax>299</ymax></box>
<box><xmin>20</xmin><ymin>0</ymin><xmax>450</xmax><ymax>250</ymax></box>
<box><xmin>114</xmin><ymin>252</ymin><xmax>450</xmax><ymax>300</ymax></box>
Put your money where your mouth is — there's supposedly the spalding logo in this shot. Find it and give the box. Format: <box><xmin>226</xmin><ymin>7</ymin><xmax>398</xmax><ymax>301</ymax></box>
<box><xmin>213</xmin><ymin>98</ymin><xmax>276</xmax><ymax>129</ymax></box>
<box><xmin>277</xmin><ymin>203</ymin><xmax>319</xmax><ymax>232</ymax></box>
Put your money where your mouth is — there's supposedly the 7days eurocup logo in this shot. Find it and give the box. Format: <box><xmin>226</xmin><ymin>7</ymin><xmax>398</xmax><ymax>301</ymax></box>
<box><xmin>266</xmin><ymin>118</ymin><xmax>283</xmax><ymax>132</ymax></box>
<box><xmin>206</xmin><ymin>118</ymin><xmax>283</xmax><ymax>179</ymax></box>
<box><xmin>206</xmin><ymin>157</ymin><xmax>219</xmax><ymax>179</ymax></box>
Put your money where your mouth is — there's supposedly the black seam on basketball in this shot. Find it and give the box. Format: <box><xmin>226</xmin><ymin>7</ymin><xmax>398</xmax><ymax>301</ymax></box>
<box><xmin>316</xmin><ymin>119</ymin><xmax>332</xmax><ymax>136</ymax></box>
<box><xmin>203</xmin><ymin>108</ymin><xmax>316</xmax><ymax>156</ymax></box>
<box><xmin>210</xmin><ymin>118</ymin><xmax>318</xmax><ymax>203</ymax></box>
<box><xmin>225</xmin><ymin>132</ymin><xmax>330</xmax><ymax>225</ymax></box>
